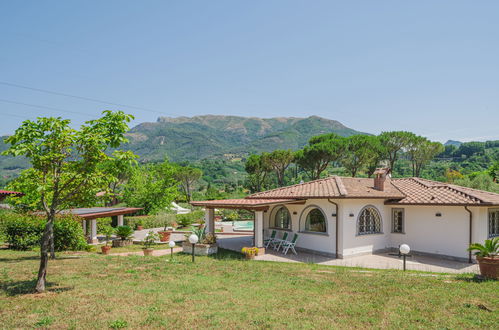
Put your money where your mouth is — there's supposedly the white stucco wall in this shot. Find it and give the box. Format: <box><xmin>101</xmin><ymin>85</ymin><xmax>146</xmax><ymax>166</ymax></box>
<box><xmin>389</xmin><ymin>205</ymin><xmax>478</xmax><ymax>259</ymax></box>
<box><xmin>263</xmin><ymin>198</ymin><xmax>492</xmax><ymax>260</ymax></box>
<box><xmin>340</xmin><ymin>199</ymin><xmax>392</xmax><ymax>258</ymax></box>
<box><xmin>264</xmin><ymin>199</ymin><xmax>337</xmax><ymax>255</ymax></box>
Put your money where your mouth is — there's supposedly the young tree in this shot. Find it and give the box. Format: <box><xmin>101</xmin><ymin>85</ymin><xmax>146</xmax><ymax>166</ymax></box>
<box><xmin>99</xmin><ymin>150</ymin><xmax>138</xmax><ymax>206</ymax></box>
<box><xmin>3</xmin><ymin>111</ymin><xmax>135</xmax><ymax>293</ymax></box>
<box><xmin>123</xmin><ymin>159</ymin><xmax>179</xmax><ymax>214</ymax></box>
<box><xmin>379</xmin><ymin>131</ymin><xmax>416</xmax><ymax>172</ymax></box>
<box><xmin>245</xmin><ymin>154</ymin><xmax>271</xmax><ymax>192</ymax></box>
<box><xmin>263</xmin><ymin>149</ymin><xmax>295</xmax><ymax>187</ymax></box>
<box><xmin>342</xmin><ymin>135</ymin><xmax>379</xmax><ymax>177</ymax></box>
<box><xmin>295</xmin><ymin>133</ymin><xmax>345</xmax><ymax>180</ymax></box>
<box><xmin>174</xmin><ymin>165</ymin><xmax>203</xmax><ymax>203</ymax></box>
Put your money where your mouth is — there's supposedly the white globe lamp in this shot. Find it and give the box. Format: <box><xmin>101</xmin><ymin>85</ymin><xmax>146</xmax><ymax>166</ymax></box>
<box><xmin>189</xmin><ymin>234</ymin><xmax>199</xmax><ymax>244</ymax></box>
<box><xmin>168</xmin><ymin>240</ymin><xmax>176</xmax><ymax>248</ymax></box>
<box><xmin>188</xmin><ymin>234</ymin><xmax>199</xmax><ymax>262</ymax></box>
<box><xmin>399</xmin><ymin>244</ymin><xmax>410</xmax><ymax>255</ymax></box>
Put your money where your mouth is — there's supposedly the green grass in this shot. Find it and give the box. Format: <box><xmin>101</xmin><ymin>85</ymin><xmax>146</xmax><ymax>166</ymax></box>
<box><xmin>0</xmin><ymin>248</ymin><xmax>498</xmax><ymax>329</ymax></box>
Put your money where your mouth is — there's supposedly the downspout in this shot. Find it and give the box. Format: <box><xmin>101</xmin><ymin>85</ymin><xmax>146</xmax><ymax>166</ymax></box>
<box><xmin>464</xmin><ymin>206</ymin><xmax>473</xmax><ymax>264</ymax></box>
<box><xmin>328</xmin><ymin>199</ymin><xmax>339</xmax><ymax>259</ymax></box>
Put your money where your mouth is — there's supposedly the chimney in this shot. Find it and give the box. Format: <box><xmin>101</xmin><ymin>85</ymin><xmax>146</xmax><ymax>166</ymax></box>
<box><xmin>373</xmin><ymin>168</ymin><xmax>390</xmax><ymax>191</ymax></box>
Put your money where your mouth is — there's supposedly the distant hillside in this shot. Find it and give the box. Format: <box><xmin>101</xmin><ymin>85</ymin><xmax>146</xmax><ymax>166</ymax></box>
<box><xmin>124</xmin><ymin>115</ymin><xmax>366</xmax><ymax>162</ymax></box>
<box><xmin>445</xmin><ymin>140</ymin><xmax>462</xmax><ymax>147</ymax></box>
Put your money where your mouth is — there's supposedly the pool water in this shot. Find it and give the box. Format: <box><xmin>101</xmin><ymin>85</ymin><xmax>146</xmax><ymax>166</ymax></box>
<box><xmin>233</xmin><ymin>220</ymin><xmax>254</xmax><ymax>231</ymax></box>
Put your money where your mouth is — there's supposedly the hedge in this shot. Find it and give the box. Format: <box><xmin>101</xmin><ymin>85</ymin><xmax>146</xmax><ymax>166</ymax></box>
<box><xmin>124</xmin><ymin>210</ymin><xmax>204</xmax><ymax>230</ymax></box>
<box><xmin>1</xmin><ymin>211</ymin><xmax>88</xmax><ymax>251</ymax></box>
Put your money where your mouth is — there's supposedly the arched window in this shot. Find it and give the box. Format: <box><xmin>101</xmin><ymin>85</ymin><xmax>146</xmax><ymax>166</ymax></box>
<box><xmin>358</xmin><ymin>206</ymin><xmax>382</xmax><ymax>235</ymax></box>
<box><xmin>304</xmin><ymin>208</ymin><xmax>327</xmax><ymax>233</ymax></box>
<box><xmin>273</xmin><ymin>206</ymin><xmax>291</xmax><ymax>229</ymax></box>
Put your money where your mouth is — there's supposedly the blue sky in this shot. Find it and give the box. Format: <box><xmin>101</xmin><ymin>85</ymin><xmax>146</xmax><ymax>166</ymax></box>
<box><xmin>0</xmin><ymin>1</ymin><xmax>498</xmax><ymax>142</ymax></box>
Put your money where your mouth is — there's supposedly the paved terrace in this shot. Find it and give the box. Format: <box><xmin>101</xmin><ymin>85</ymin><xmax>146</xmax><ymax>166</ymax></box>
<box><xmin>217</xmin><ymin>235</ymin><xmax>479</xmax><ymax>274</ymax></box>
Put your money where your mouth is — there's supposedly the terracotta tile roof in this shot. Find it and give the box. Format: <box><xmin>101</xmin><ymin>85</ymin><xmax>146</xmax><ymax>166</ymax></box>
<box><xmin>190</xmin><ymin>177</ymin><xmax>499</xmax><ymax>209</ymax></box>
<box><xmin>247</xmin><ymin>176</ymin><xmax>405</xmax><ymax>200</ymax></box>
<box><xmin>190</xmin><ymin>198</ymin><xmax>301</xmax><ymax>209</ymax></box>
<box><xmin>0</xmin><ymin>190</ymin><xmax>24</xmax><ymax>197</ymax></box>
<box><xmin>388</xmin><ymin>178</ymin><xmax>499</xmax><ymax>206</ymax></box>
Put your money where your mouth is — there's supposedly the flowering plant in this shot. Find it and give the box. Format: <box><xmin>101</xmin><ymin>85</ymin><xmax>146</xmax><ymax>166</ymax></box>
<box><xmin>241</xmin><ymin>247</ymin><xmax>258</xmax><ymax>256</ymax></box>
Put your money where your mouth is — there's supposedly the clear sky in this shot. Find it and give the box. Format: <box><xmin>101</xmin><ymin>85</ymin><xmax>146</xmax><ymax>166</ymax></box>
<box><xmin>0</xmin><ymin>1</ymin><xmax>498</xmax><ymax>142</ymax></box>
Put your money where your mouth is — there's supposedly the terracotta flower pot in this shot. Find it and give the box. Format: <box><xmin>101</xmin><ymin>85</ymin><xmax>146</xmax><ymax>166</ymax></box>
<box><xmin>158</xmin><ymin>231</ymin><xmax>172</xmax><ymax>242</ymax></box>
<box><xmin>244</xmin><ymin>254</ymin><xmax>255</xmax><ymax>260</ymax></box>
<box><xmin>101</xmin><ymin>245</ymin><xmax>111</xmax><ymax>255</ymax></box>
<box><xmin>143</xmin><ymin>248</ymin><xmax>154</xmax><ymax>256</ymax></box>
<box><xmin>477</xmin><ymin>256</ymin><xmax>499</xmax><ymax>279</ymax></box>
<box><xmin>136</xmin><ymin>225</ymin><xmax>144</xmax><ymax>231</ymax></box>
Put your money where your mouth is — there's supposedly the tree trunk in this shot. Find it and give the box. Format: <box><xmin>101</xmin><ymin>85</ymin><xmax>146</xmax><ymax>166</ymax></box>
<box><xmin>36</xmin><ymin>213</ymin><xmax>55</xmax><ymax>293</ymax></box>
<box><xmin>50</xmin><ymin>235</ymin><xmax>56</xmax><ymax>260</ymax></box>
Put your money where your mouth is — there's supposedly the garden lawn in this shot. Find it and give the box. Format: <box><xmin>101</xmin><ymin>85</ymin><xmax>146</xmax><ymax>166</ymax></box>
<box><xmin>0</xmin><ymin>249</ymin><xmax>498</xmax><ymax>329</ymax></box>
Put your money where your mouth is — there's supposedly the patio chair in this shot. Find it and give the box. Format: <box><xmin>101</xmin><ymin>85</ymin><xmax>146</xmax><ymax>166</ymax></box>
<box><xmin>281</xmin><ymin>233</ymin><xmax>299</xmax><ymax>255</ymax></box>
<box><xmin>264</xmin><ymin>230</ymin><xmax>277</xmax><ymax>248</ymax></box>
<box><xmin>273</xmin><ymin>232</ymin><xmax>289</xmax><ymax>251</ymax></box>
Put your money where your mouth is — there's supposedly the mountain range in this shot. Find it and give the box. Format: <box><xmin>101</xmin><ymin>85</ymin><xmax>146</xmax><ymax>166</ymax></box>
<box><xmin>124</xmin><ymin>115</ymin><xmax>365</xmax><ymax>162</ymax></box>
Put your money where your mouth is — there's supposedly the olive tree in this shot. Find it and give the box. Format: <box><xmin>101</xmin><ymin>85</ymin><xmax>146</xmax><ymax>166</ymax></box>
<box><xmin>3</xmin><ymin>111</ymin><xmax>135</xmax><ymax>293</ymax></box>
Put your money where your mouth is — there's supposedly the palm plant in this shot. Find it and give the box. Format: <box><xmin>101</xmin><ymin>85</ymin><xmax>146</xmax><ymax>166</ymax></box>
<box><xmin>467</xmin><ymin>237</ymin><xmax>499</xmax><ymax>258</ymax></box>
<box><xmin>116</xmin><ymin>225</ymin><xmax>134</xmax><ymax>241</ymax></box>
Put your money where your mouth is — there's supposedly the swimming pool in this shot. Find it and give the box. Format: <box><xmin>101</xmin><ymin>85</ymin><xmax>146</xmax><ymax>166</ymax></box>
<box><xmin>233</xmin><ymin>220</ymin><xmax>254</xmax><ymax>231</ymax></box>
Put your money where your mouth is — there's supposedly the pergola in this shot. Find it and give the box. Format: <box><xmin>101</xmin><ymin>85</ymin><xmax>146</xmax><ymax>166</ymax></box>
<box><xmin>190</xmin><ymin>198</ymin><xmax>305</xmax><ymax>254</ymax></box>
<box><xmin>0</xmin><ymin>190</ymin><xmax>24</xmax><ymax>202</ymax></box>
<box><xmin>62</xmin><ymin>207</ymin><xmax>142</xmax><ymax>243</ymax></box>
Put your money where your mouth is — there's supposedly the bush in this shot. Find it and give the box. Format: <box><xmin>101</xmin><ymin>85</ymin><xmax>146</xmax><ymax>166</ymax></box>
<box><xmin>176</xmin><ymin>210</ymin><xmax>204</xmax><ymax>228</ymax></box>
<box><xmin>53</xmin><ymin>215</ymin><xmax>88</xmax><ymax>251</ymax></box>
<box><xmin>3</xmin><ymin>213</ymin><xmax>43</xmax><ymax>250</ymax></box>
<box><xmin>97</xmin><ymin>217</ymin><xmax>112</xmax><ymax>234</ymax></box>
<box><xmin>2</xmin><ymin>212</ymin><xmax>88</xmax><ymax>251</ymax></box>
<box><xmin>124</xmin><ymin>212</ymin><xmax>177</xmax><ymax>230</ymax></box>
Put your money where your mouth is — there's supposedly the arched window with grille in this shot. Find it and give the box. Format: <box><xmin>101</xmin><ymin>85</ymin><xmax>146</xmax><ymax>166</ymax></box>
<box><xmin>357</xmin><ymin>206</ymin><xmax>382</xmax><ymax>235</ymax></box>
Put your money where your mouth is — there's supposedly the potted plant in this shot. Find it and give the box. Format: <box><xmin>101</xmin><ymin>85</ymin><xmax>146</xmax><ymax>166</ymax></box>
<box><xmin>158</xmin><ymin>213</ymin><xmax>173</xmax><ymax>242</ymax></box>
<box><xmin>101</xmin><ymin>225</ymin><xmax>115</xmax><ymax>255</ymax></box>
<box><xmin>112</xmin><ymin>225</ymin><xmax>134</xmax><ymax>247</ymax></box>
<box><xmin>241</xmin><ymin>247</ymin><xmax>258</xmax><ymax>259</ymax></box>
<box><xmin>182</xmin><ymin>227</ymin><xmax>218</xmax><ymax>256</ymax></box>
<box><xmin>142</xmin><ymin>230</ymin><xmax>158</xmax><ymax>256</ymax></box>
<box><xmin>468</xmin><ymin>237</ymin><xmax>499</xmax><ymax>279</ymax></box>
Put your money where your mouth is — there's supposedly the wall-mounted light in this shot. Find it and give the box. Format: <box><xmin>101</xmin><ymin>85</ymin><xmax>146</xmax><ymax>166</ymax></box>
<box><xmin>331</xmin><ymin>213</ymin><xmax>337</xmax><ymax>217</ymax></box>
<box><xmin>349</xmin><ymin>213</ymin><xmax>354</xmax><ymax>217</ymax></box>
<box><xmin>293</xmin><ymin>211</ymin><xmax>298</xmax><ymax>215</ymax></box>
<box><xmin>436</xmin><ymin>212</ymin><xmax>442</xmax><ymax>217</ymax></box>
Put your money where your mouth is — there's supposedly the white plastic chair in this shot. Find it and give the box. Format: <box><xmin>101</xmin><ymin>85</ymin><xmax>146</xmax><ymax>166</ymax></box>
<box><xmin>281</xmin><ymin>233</ymin><xmax>299</xmax><ymax>255</ymax></box>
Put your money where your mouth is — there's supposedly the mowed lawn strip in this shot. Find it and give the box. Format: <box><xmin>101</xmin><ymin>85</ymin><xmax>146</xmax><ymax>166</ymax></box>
<box><xmin>0</xmin><ymin>249</ymin><xmax>497</xmax><ymax>329</ymax></box>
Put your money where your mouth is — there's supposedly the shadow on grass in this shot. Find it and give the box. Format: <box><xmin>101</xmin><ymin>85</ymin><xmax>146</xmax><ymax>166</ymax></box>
<box><xmin>454</xmin><ymin>273</ymin><xmax>497</xmax><ymax>283</ymax></box>
<box><xmin>0</xmin><ymin>255</ymin><xmax>81</xmax><ymax>263</ymax></box>
<box><xmin>209</xmin><ymin>248</ymin><xmax>245</xmax><ymax>260</ymax></box>
<box><xmin>0</xmin><ymin>279</ymin><xmax>73</xmax><ymax>296</ymax></box>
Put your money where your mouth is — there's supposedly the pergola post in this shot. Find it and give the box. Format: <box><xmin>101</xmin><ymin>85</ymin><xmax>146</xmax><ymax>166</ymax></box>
<box><xmin>88</xmin><ymin>219</ymin><xmax>98</xmax><ymax>244</ymax></box>
<box><xmin>254</xmin><ymin>210</ymin><xmax>265</xmax><ymax>254</ymax></box>
<box><xmin>117</xmin><ymin>214</ymin><xmax>124</xmax><ymax>227</ymax></box>
<box><xmin>205</xmin><ymin>208</ymin><xmax>215</xmax><ymax>235</ymax></box>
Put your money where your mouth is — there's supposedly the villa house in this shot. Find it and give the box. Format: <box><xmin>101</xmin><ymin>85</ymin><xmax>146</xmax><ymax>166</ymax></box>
<box><xmin>191</xmin><ymin>169</ymin><xmax>499</xmax><ymax>262</ymax></box>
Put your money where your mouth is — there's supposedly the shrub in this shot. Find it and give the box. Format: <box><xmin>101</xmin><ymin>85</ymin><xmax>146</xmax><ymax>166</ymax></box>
<box><xmin>3</xmin><ymin>212</ymin><xmax>88</xmax><ymax>251</ymax></box>
<box><xmin>124</xmin><ymin>212</ymin><xmax>176</xmax><ymax>230</ymax></box>
<box><xmin>176</xmin><ymin>210</ymin><xmax>204</xmax><ymax>228</ymax></box>
<box><xmin>53</xmin><ymin>215</ymin><xmax>88</xmax><ymax>251</ymax></box>
<box><xmin>96</xmin><ymin>217</ymin><xmax>112</xmax><ymax>234</ymax></box>
<box><xmin>3</xmin><ymin>214</ymin><xmax>43</xmax><ymax>250</ymax></box>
